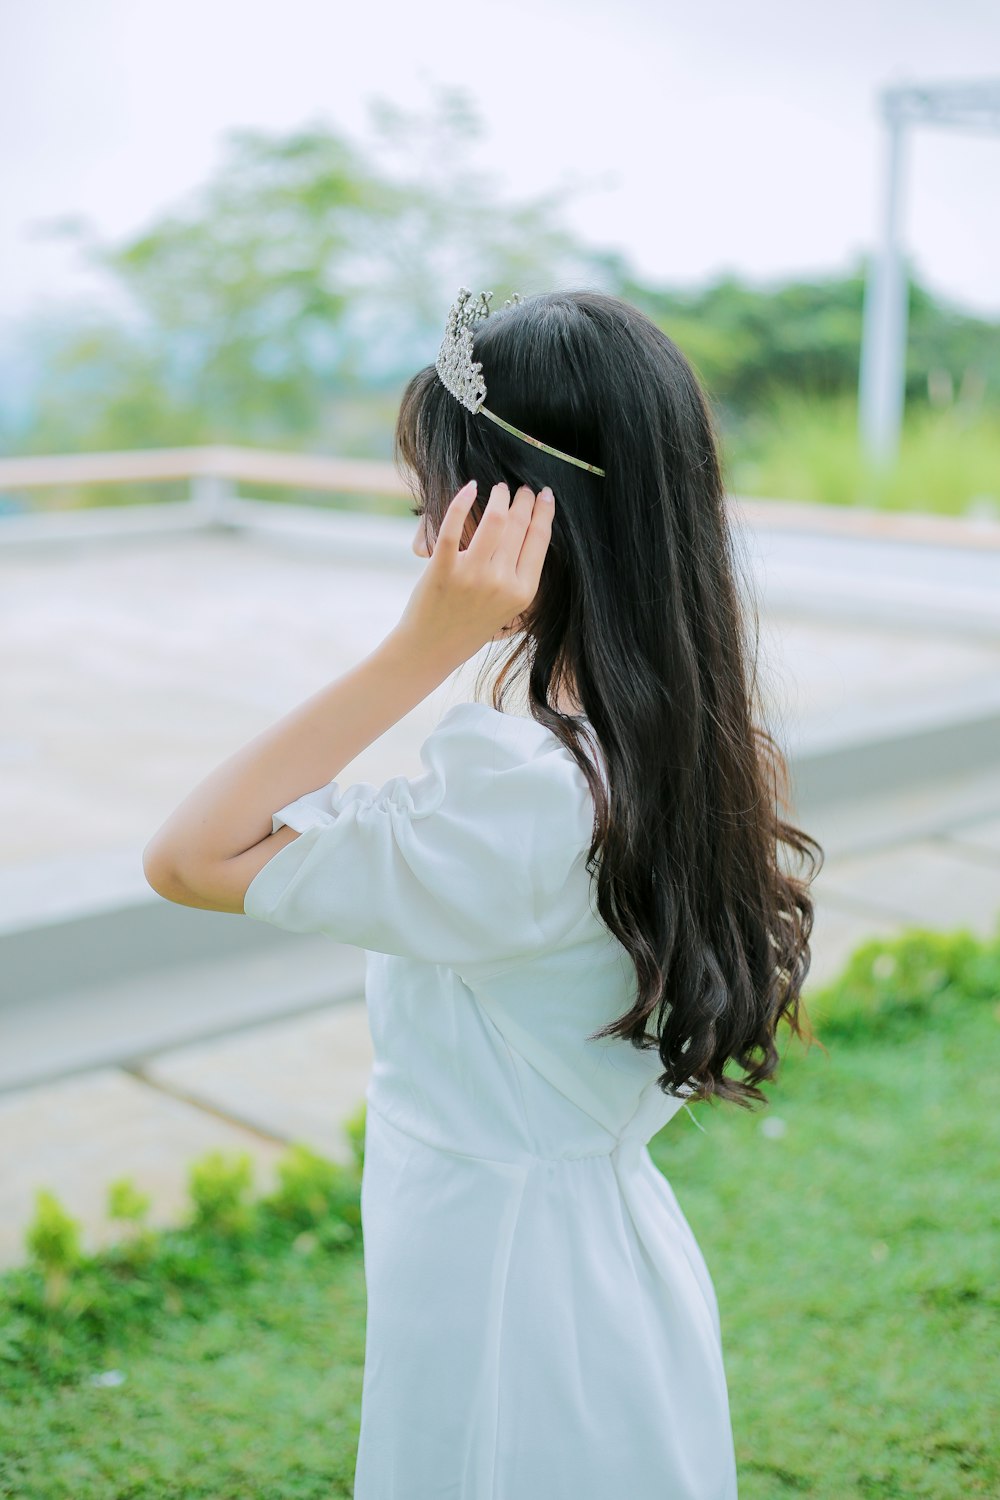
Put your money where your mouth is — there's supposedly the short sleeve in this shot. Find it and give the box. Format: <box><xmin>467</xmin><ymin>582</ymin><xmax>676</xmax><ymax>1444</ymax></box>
<box><xmin>242</xmin><ymin>703</ymin><xmax>599</xmax><ymax>966</ymax></box>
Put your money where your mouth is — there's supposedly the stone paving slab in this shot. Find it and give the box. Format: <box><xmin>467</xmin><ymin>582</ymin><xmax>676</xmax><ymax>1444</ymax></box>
<box><xmin>796</xmin><ymin>762</ymin><xmax>1000</xmax><ymax>863</ymax></box>
<box><xmin>137</xmin><ymin>897</ymin><xmax>909</xmax><ymax>1143</ymax></box>
<box><xmin>4</xmin><ymin>527</ymin><xmax>1000</xmax><ymax>870</ymax></box>
<box><xmin>3</xmin><ymin>837</ymin><xmax>994</xmax><ymax>1273</ymax></box>
<box><xmin>797</xmin><ymin>898</ymin><xmax>907</xmax><ymax>993</ymax></box>
<box><xmin>813</xmin><ymin>839</ymin><xmax>1000</xmax><ymax>941</ymax></box>
<box><xmin>940</xmin><ymin>814</ymin><xmax>1000</xmax><ymax>859</ymax></box>
<box><xmin>0</xmin><ymin>890</ymin><xmax>908</xmax><ymax>1269</ymax></box>
<box><xmin>0</xmin><ymin>1068</ymin><xmax>289</xmax><ymax>1271</ymax></box>
<box><xmin>0</xmin><ymin>529</ymin><xmax>468</xmax><ymax>867</ymax></box>
<box><xmin>142</xmin><ymin>1001</ymin><xmax>372</xmax><ymax>1166</ymax></box>
<box><xmin>1</xmin><ymin>936</ymin><xmax>364</xmax><ymax>1092</ymax></box>
<box><xmin>747</xmin><ymin>523</ymin><xmax>1000</xmax><ymax>634</ymax></box>
<box><xmin>5</xmin><ymin>520</ymin><xmax>1000</xmax><ymax>1272</ymax></box>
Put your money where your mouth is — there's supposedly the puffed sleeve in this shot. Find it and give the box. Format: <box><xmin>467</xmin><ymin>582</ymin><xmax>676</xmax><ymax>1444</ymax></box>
<box><xmin>242</xmin><ymin>703</ymin><xmax>600</xmax><ymax>967</ymax></box>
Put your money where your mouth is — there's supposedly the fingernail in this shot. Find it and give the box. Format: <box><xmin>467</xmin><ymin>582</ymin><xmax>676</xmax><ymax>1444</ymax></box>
<box><xmin>458</xmin><ymin>479</ymin><xmax>477</xmax><ymax>497</ymax></box>
<box><xmin>540</xmin><ymin>487</ymin><xmax>554</xmax><ymax>503</ymax></box>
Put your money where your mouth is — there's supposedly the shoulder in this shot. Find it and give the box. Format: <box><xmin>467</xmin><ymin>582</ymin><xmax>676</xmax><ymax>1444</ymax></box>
<box><xmin>423</xmin><ymin>700</ymin><xmax>594</xmax><ymax>777</ymax></box>
<box><xmin>419</xmin><ymin>701</ymin><xmax>600</xmax><ymax>849</ymax></box>
<box><xmin>243</xmin><ymin>698</ymin><xmax>604</xmax><ymax>963</ymax></box>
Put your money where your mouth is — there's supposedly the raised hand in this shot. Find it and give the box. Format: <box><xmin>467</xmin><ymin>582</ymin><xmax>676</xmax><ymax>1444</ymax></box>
<box><xmin>394</xmin><ymin>480</ymin><xmax>556</xmax><ymax>665</ymax></box>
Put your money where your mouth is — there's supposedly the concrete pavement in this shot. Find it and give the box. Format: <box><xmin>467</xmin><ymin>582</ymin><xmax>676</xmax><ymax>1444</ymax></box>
<box><xmin>2</xmin><ymin>501</ymin><xmax>999</xmax><ymax>1270</ymax></box>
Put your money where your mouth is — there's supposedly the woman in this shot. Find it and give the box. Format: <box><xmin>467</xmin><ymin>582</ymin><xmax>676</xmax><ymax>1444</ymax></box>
<box><xmin>144</xmin><ymin>286</ymin><xmax>822</xmax><ymax>1498</ymax></box>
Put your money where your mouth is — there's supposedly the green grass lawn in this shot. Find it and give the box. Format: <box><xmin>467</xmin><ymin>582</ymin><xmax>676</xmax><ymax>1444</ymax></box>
<box><xmin>0</xmin><ymin>1252</ymin><xmax>367</xmax><ymax>1499</ymax></box>
<box><xmin>650</xmin><ymin>1000</ymin><xmax>999</xmax><ymax>1497</ymax></box>
<box><xmin>2</xmin><ymin>942</ymin><xmax>998</xmax><ymax>1499</ymax></box>
<box><xmin>723</xmin><ymin>391</ymin><xmax>1000</xmax><ymax>518</ymax></box>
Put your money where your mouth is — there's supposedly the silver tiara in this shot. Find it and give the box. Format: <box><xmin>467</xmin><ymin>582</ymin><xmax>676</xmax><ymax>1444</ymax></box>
<box><xmin>433</xmin><ymin>286</ymin><xmax>606</xmax><ymax>477</ymax></box>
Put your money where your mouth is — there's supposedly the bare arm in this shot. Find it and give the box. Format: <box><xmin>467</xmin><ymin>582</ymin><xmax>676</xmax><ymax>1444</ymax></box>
<box><xmin>142</xmin><ymin>479</ymin><xmax>554</xmax><ymax>915</ymax></box>
<box><xmin>141</xmin><ymin>626</ymin><xmax>462</xmax><ymax>914</ymax></box>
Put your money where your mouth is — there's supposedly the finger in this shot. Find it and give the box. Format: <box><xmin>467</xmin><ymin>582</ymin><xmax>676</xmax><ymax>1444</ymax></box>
<box><xmin>490</xmin><ymin>484</ymin><xmax>536</xmax><ymax>570</ymax></box>
<box><xmin>514</xmin><ymin>488</ymin><xmax>556</xmax><ymax>589</ymax></box>
<box><xmin>433</xmin><ymin>479</ymin><xmax>479</xmax><ymax>561</ymax></box>
<box><xmin>459</xmin><ymin>480</ymin><xmax>517</xmax><ymax>562</ymax></box>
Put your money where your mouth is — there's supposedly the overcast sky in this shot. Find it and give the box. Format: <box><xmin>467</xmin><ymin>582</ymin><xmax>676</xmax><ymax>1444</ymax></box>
<box><xmin>1</xmin><ymin>0</ymin><xmax>998</xmax><ymax>326</ymax></box>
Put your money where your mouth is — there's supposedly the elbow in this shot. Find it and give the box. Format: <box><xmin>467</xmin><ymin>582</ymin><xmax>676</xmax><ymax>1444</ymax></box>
<box><xmin>142</xmin><ymin>841</ymin><xmax>187</xmax><ymax>903</ymax></box>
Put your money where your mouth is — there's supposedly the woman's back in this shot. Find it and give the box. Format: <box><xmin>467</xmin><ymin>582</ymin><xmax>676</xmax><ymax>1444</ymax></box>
<box><xmin>244</xmin><ymin>700</ymin><xmax>739</xmax><ymax>1499</ymax></box>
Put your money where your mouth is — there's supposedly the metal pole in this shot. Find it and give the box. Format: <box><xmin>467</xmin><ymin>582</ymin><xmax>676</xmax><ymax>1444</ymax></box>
<box><xmin>858</xmin><ymin>105</ymin><xmax>909</xmax><ymax>469</ymax></box>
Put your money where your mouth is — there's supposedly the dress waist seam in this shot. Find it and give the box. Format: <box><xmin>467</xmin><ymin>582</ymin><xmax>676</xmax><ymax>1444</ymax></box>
<box><xmin>366</xmin><ymin>1096</ymin><xmax>645</xmax><ymax>1165</ymax></box>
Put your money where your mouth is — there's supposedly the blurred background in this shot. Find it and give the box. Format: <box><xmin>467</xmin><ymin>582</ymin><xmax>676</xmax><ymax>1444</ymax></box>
<box><xmin>1</xmin><ymin>0</ymin><xmax>999</xmax><ymax>510</ymax></box>
<box><xmin>1</xmin><ymin>4</ymin><xmax>998</xmax><ymax>1497</ymax></box>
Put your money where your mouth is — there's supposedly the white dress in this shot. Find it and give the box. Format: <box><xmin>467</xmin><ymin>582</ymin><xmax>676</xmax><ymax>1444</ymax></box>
<box><xmin>243</xmin><ymin>700</ymin><xmax>739</xmax><ymax>1500</ymax></box>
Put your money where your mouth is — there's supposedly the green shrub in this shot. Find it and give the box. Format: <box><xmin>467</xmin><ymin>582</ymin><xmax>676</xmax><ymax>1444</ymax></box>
<box><xmin>342</xmin><ymin>1101</ymin><xmax>367</xmax><ymax>1173</ymax></box>
<box><xmin>807</xmin><ymin>920</ymin><xmax>1000</xmax><ymax>1044</ymax></box>
<box><xmin>107</xmin><ymin>1176</ymin><xmax>152</xmax><ymax>1225</ymax></box>
<box><xmin>186</xmin><ymin>1149</ymin><xmax>255</xmax><ymax>1236</ymax></box>
<box><xmin>24</xmin><ymin>1189</ymin><xmax>83</xmax><ymax>1308</ymax></box>
<box><xmin>2</xmin><ymin>1140</ymin><xmax>365</xmax><ymax>1391</ymax></box>
<box><xmin>107</xmin><ymin>1174</ymin><xmax>156</xmax><ymax>1267</ymax></box>
<box><xmin>261</xmin><ymin>1140</ymin><xmax>361</xmax><ymax>1247</ymax></box>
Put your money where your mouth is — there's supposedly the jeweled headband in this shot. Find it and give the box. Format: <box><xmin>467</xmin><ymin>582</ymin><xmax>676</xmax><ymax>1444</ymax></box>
<box><xmin>434</xmin><ymin>287</ymin><xmax>606</xmax><ymax>478</ymax></box>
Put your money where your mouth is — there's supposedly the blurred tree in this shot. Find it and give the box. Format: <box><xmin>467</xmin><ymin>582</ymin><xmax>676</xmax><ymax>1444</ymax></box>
<box><xmin>5</xmin><ymin>84</ymin><xmax>998</xmax><ymax>466</ymax></box>
<box><xmin>618</xmin><ymin>260</ymin><xmax>1000</xmax><ymax>430</ymax></box>
<box><xmin>23</xmin><ymin>321</ymin><xmax>208</xmax><ymax>455</ymax></box>
<box><xmin>16</xmin><ymin>86</ymin><xmax>616</xmax><ymax>454</ymax></box>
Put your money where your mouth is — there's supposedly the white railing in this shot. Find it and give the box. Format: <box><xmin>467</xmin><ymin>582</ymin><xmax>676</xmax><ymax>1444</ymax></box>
<box><xmin>0</xmin><ymin>444</ymin><xmax>404</xmax><ymax>495</ymax></box>
<box><xmin>1</xmin><ymin>444</ymin><xmax>999</xmax><ymax>552</ymax></box>
<box><xmin>0</xmin><ymin>445</ymin><xmax>412</xmax><ymax>548</ymax></box>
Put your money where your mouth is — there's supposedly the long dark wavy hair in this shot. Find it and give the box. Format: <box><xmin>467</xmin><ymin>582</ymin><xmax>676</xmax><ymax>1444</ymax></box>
<box><xmin>394</xmin><ymin>288</ymin><xmax>824</xmax><ymax>1110</ymax></box>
